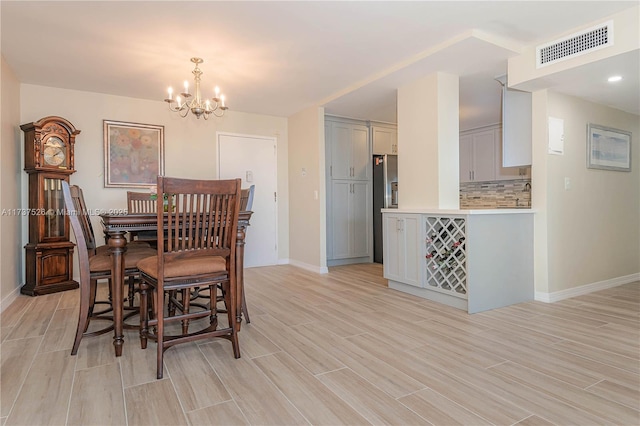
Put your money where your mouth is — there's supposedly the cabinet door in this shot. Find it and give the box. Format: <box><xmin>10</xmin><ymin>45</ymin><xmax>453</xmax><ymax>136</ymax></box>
<box><xmin>383</xmin><ymin>213</ymin><xmax>421</xmax><ymax>287</ymax></box>
<box><xmin>472</xmin><ymin>130</ymin><xmax>496</xmax><ymax>182</ymax></box>
<box><xmin>401</xmin><ymin>215</ymin><xmax>422</xmax><ymax>287</ymax></box>
<box><xmin>383</xmin><ymin>215</ymin><xmax>402</xmax><ymax>281</ymax></box>
<box><xmin>330</xmin><ymin>181</ymin><xmax>351</xmax><ymax>259</ymax></box>
<box><xmin>329</xmin><ymin>122</ymin><xmax>370</xmax><ymax>181</ymax></box>
<box><xmin>351</xmin><ymin>125</ymin><xmax>370</xmax><ymax>180</ymax></box>
<box><xmin>372</xmin><ymin>126</ymin><xmax>397</xmax><ymax>155</ymax></box>
<box><xmin>351</xmin><ymin>181</ymin><xmax>370</xmax><ymax>257</ymax></box>
<box><xmin>330</xmin><ymin>123</ymin><xmax>353</xmax><ymax>180</ymax></box>
<box><xmin>459</xmin><ymin>135</ymin><xmax>473</xmax><ymax>183</ymax></box>
<box><xmin>502</xmin><ymin>87</ymin><xmax>532</xmax><ymax>166</ymax></box>
<box><xmin>494</xmin><ymin>128</ymin><xmax>532</xmax><ymax>180</ymax></box>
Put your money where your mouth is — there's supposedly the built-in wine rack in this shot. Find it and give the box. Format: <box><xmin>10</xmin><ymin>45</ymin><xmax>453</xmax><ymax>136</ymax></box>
<box><xmin>425</xmin><ymin>216</ymin><xmax>467</xmax><ymax>298</ymax></box>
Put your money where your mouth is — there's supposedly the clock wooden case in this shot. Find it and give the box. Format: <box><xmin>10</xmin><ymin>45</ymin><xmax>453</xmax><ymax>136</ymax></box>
<box><xmin>21</xmin><ymin>116</ymin><xmax>80</xmax><ymax>295</ymax></box>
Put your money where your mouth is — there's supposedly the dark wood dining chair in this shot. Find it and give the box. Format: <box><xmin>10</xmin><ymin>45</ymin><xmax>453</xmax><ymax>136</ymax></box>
<box><xmin>192</xmin><ymin>184</ymin><xmax>255</xmax><ymax>324</ymax></box>
<box><xmin>240</xmin><ymin>184</ymin><xmax>255</xmax><ymax>211</ymax></box>
<box><xmin>238</xmin><ymin>184</ymin><xmax>255</xmax><ymax>323</ymax></box>
<box><xmin>127</xmin><ymin>191</ymin><xmax>159</xmax><ymax>246</ymax></box>
<box><xmin>137</xmin><ymin>176</ymin><xmax>242</xmax><ymax>379</ymax></box>
<box><xmin>61</xmin><ymin>182</ymin><xmax>156</xmax><ymax>355</ymax></box>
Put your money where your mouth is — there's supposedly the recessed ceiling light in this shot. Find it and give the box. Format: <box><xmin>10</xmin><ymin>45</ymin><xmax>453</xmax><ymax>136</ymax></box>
<box><xmin>608</xmin><ymin>75</ymin><xmax>623</xmax><ymax>83</ymax></box>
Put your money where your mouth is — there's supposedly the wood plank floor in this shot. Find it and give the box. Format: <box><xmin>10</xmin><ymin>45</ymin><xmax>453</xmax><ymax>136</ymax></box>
<box><xmin>1</xmin><ymin>264</ymin><xmax>638</xmax><ymax>425</ymax></box>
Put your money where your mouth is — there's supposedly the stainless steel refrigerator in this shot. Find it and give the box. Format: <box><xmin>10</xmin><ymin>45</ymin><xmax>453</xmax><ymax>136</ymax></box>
<box><xmin>373</xmin><ymin>154</ymin><xmax>398</xmax><ymax>263</ymax></box>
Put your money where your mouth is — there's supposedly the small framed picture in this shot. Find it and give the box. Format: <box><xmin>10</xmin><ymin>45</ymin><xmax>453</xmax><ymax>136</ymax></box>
<box><xmin>587</xmin><ymin>123</ymin><xmax>632</xmax><ymax>172</ymax></box>
<box><xmin>103</xmin><ymin>120</ymin><xmax>165</xmax><ymax>187</ymax></box>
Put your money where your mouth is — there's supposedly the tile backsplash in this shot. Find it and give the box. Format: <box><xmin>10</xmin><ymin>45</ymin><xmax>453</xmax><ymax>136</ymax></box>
<box><xmin>460</xmin><ymin>179</ymin><xmax>532</xmax><ymax>209</ymax></box>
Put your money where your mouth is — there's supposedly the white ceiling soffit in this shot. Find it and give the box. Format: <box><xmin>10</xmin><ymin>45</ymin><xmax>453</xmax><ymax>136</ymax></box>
<box><xmin>323</xmin><ymin>32</ymin><xmax>521</xmax><ymax>127</ymax></box>
<box><xmin>513</xmin><ymin>49</ymin><xmax>640</xmax><ymax>114</ymax></box>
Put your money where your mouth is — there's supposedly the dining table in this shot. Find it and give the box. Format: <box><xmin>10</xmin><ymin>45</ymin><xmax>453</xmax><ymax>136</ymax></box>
<box><xmin>100</xmin><ymin>210</ymin><xmax>252</xmax><ymax>357</ymax></box>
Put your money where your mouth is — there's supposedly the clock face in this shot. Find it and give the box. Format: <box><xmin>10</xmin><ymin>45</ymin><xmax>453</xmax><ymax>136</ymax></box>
<box><xmin>43</xmin><ymin>136</ymin><xmax>66</xmax><ymax>166</ymax></box>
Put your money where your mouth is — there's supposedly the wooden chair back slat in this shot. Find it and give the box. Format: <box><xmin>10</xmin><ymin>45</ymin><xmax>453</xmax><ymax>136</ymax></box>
<box><xmin>158</xmin><ymin>177</ymin><xmax>241</xmax><ymax>262</ymax></box>
<box><xmin>127</xmin><ymin>192</ymin><xmax>156</xmax><ymax>214</ymax></box>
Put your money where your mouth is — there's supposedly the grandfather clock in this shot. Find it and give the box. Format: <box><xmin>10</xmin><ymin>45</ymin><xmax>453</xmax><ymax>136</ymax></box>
<box><xmin>21</xmin><ymin>116</ymin><xmax>80</xmax><ymax>295</ymax></box>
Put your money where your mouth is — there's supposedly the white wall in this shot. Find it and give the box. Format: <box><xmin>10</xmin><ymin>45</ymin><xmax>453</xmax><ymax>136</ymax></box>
<box><xmin>534</xmin><ymin>91</ymin><xmax>640</xmax><ymax>294</ymax></box>
<box><xmin>397</xmin><ymin>72</ymin><xmax>459</xmax><ymax>209</ymax></box>
<box><xmin>18</xmin><ymin>84</ymin><xmax>289</xmax><ymax>279</ymax></box>
<box><xmin>0</xmin><ymin>57</ymin><xmax>23</xmax><ymax>308</ymax></box>
<box><xmin>288</xmin><ymin>106</ymin><xmax>326</xmax><ymax>272</ymax></box>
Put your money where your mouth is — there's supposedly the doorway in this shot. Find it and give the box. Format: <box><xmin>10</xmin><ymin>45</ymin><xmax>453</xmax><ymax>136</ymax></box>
<box><xmin>217</xmin><ymin>132</ymin><xmax>278</xmax><ymax>267</ymax></box>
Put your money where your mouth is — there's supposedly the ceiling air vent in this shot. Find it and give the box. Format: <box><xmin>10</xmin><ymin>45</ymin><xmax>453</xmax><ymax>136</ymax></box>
<box><xmin>537</xmin><ymin>20</ymin><xmax>613</xmax><ymax>68</ymax></box>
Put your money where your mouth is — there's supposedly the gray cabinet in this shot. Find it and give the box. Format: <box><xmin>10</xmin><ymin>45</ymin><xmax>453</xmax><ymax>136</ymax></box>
<box><xmin>329</xmin><ymin>121</ymin><xmax>370</xmax><ymax>180</ymax></box>
<box><xmin>330</xmin><ymin>181</ymin><xmax>371</xmax><ymax>260</ymax></box>
<box><xmin>372</xmin><ymin>125</ymin><xmax>398</xmax><ymax>155</ymax></box>
<box><xmin>384</xmin><ymin>210</ymin><xmax>534</xmax><ymax>314</ymax></box>
<box><xmin>383</xmin><ymin>213</ymin><xmax>422</xmax><ymax>287</ymax></box>
<box><xmin>326</xmin><ymin>118</ymin><xmax>372</xmax><ymax>265</ymax></box>
<box><xmin>494</xmin><ymin>128</ymin><xmax>531</xmax><ymax>180</ymax></box>
<box><xmin>461</xmin><ymin>126</ymin><xmax>530</xmax><ymax>182</ymax></box>
<box><xmin>502</xmin><ymin>87</ymin><xmax>532</xmax><ymax>167</ymax></box>
<box><xmin>459</xmin><ymin>129</ymin><xmax>496</xmax><ymax>182</ymax></box>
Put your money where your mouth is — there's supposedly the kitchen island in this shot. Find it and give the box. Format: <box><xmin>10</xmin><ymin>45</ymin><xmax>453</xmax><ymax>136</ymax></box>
<box><xmin>382</xmin><ymin>208</ymin><xmax>534</xmax><ymax>313</ymax></box>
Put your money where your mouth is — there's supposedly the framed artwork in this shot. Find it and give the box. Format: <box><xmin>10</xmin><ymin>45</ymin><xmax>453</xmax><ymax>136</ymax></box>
<box><xmin>103</xmin><ymin>120</ymin><xmax>164</xmax><ymax>187</ymax></box>
<box><xmin>587</xmin><ymin>123</ymin><xmax>632</xmax><ymax>172</ymax></box>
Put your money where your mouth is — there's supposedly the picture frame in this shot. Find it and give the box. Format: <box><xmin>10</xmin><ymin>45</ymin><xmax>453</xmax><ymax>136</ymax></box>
<box><xmin>587</xmin><ymin>123</ymin><xmax>632</xmax><ymax>172</ymax></box>
<box><xmin>103</xmin><ymin>120</ymin><xmax>165</xmax><ymax>187</ymax></box>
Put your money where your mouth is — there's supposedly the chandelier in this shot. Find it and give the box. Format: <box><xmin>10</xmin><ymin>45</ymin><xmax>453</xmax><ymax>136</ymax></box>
<box><xmin>164</xmin><ymin>57</ymin><xmax>228</xmax><ymax>119</ymax></box>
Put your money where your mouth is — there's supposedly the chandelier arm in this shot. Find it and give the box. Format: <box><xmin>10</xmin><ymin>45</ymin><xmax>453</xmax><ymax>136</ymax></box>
<box><xmin>179</xmin><ymin>107</ymin><xmax>190</xmax><ymax>118</ymax></box>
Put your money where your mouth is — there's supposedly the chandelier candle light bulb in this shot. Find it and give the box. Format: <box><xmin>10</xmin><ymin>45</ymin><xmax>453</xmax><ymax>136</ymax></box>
<box><xmin>164</xmin><ymin>57</ymin><xmax>228</xmax><ymax>119</ymax></box>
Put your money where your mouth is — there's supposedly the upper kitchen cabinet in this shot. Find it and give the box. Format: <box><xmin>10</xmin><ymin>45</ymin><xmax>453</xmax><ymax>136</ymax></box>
<box><xmin>459</xmin><ymin>128</ymin><xmax>496</xmax><ymax>183</ymax></box>
<box><xmin>327</xmin><ymin>119</ymin><xmax>370</xmax><ymax>180</ymax></box>
<box><xmin>495</xmin><ymin>128</ymin><xmax>531</xmax><ymax>180</ymax></box>
<box><xmin>372</xmin><ymin>124</ymin><xmax>398</xmax><ymax>155</ymax></box>
<box><xmin>502</xmin><ymin>86</ymin><xmax>532</xmax><ymax>166</ymax></box>
<box><xmin>460</xmin><ymin>125</ymin><xmax>530</xmax><ymax>183</ymax></box>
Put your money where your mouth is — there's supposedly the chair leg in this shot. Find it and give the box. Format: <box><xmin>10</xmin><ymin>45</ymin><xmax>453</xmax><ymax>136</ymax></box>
<box><xmin>222</xmin><ymin>280</ymin><xmax>240</xmax><ymax>359</ymax></box>
<box><xmin>209</xmin><ymin>283</ymin><xmax>218</xmax><ymax>329</ymax></box>
<box><xmin>181</xmin><ymin>289</ymin><xmax>190</xmax><ymax>334</ymax></box>
<box><xmin>168</xmin><ymin>290</ymin><xmax>177</xmax><ymax>317</ymax></box>
<box><xmin>88</xmin><ymin>278</ymin><xmax>98</xmax><ymax>321</ymax></box>
<box><xmin>156</xmin><ymin>287</ymin><xmax>165</xmax><ymax>379</ymax></box>
<box><xmin>241</xmin><ymin>290</ymin><xmax>251</xmax><ymax>324</ymax></box>
<box><xmin>139</xmin><ymin>279</ymin><xmax>148</xmax><ymax>349</ymax></box>
<box><xmin>128</xmin><ymin>274</ymin><xmax>136</xmax><ymax>308</ymax></box>
<box><xmin>72</xmin><ymin>275</ymin><xmax>92</xmax><ymax>356</ymax></box>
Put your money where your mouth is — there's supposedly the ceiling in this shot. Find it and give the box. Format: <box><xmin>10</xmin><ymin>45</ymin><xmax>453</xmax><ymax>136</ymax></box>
<box><xmin>2</xmin><ymin>1</ymin><xmax>638</xmax><ymax>130</ymax></box>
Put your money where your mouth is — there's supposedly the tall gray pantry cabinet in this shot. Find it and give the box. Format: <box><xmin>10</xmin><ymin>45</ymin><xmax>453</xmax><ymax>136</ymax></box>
<box><xmin>325</xmin><ymin>117</ymin><xmax>372</xmax><ymax>266</ymax></box>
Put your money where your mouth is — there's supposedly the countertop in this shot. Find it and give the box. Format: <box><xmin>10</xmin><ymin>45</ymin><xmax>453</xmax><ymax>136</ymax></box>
<box><xmin>381</xmin><ymin>208</ymin><xmax>535</xmax><ymax>215</ymax></box>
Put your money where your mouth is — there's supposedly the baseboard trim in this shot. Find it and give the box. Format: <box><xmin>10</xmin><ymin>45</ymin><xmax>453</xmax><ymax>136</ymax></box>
<box><xmin>327</xmin><ymin>257</ymin><xmax>371</xmax><ymax>267</ymax></box>
<box><xmin>0</xmin><ymin>286</ymin><xmax>22</xmax><ymax>314</ymax></box>
<box><xmin>535</xmin><ymin>273</ymin><xmax>640</xmax><ymax>303</ymax></box>
<box><xmin>288</xmin><ymin>259</ymin><xmax>329</xmax><ymax>274</ymax></box>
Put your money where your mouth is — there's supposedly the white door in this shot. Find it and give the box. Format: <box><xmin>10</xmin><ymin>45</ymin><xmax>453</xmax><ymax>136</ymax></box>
<box><xmin>217</xmin><ymin>133</ymin><xmax>278</xmax><ymax>267</ymax></box>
